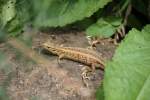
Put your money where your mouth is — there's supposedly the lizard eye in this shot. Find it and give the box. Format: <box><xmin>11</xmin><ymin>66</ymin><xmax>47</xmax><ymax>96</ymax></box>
<box><xmin>46</xmin><ymin>46</ymin><xmax>50</xmax><ymax>48</ymax></box>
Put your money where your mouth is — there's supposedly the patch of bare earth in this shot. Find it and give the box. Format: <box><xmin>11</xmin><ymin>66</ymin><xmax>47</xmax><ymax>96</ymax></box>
<box><xmin>0</xmin><ymin>29</ymin><xmax>116</xmax><ymax>100</ymax></box>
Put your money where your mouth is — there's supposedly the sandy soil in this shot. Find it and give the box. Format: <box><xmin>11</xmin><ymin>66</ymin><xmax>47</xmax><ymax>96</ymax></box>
<box><xmin>0</xmin><ymin>28</ymin><xmax>116</xmax><ymax>100</ymax></box>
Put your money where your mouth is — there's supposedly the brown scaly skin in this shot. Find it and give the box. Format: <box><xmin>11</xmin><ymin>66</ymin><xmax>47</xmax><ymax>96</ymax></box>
<box><xmin>42</xmin><ymin>42</ymin><xmax>105</xmax><ymax>81</ymax></box>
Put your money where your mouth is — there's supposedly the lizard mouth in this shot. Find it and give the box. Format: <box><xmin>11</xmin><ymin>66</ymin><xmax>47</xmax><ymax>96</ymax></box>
<box><xmin>42</xmin><ymin>42</ymin><xmax>52</xmax><ymax>50</ymax></box>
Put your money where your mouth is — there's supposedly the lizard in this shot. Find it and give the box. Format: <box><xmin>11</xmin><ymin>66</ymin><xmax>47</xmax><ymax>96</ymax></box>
<box><xmin>42</xmin><ymin>42</ymin><xmax>105</xmax><ymax>79</ymax></box>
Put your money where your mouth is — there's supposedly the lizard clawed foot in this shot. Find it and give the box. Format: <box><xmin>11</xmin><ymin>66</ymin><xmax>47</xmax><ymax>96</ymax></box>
<box><xmin>81</xmin><ymin>67</ymin><xmax>96</xmax><ymax>87</ymax></box>
<box><xmin>81</xmin><ymin>66</ymin><xmax>96</xmax><ymax>87</ymax></box>
<box><xmin>81</xmin><ymin>71</ymin><xmax>92</xmax><ymax>80</ymax></box>
<box><xmin>81</xmin><ymin>66</ymin><xmax>96</xmax><ymax>79</ymax></box>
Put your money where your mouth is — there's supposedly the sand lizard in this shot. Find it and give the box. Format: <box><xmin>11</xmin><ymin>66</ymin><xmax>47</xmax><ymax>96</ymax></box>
<box><xmin>42</xmin><ymin>42</ymin><xmax>105</xmax><ymax>79</ymax></box>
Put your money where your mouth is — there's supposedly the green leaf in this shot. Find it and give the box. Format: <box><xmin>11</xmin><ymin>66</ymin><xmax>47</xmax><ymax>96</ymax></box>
<box><xmin>104</xmin><ymin>27</ymin><xmax>150</xmax><ymax>100</ymax></box>
<box><xmin>142</xmin><ymin>24</ymin><xmax>150</xmax><ymax>33</ymax></box>
<box><xmin>32</xmin><ymin>0</ymin><xmax>112</xmax><ymax>27</ymax></box>
<box><xmin>0</xmin><ymin>0</ymin><xmax>32</xmax><ymax>35</ymax></box>
<box><xmin>1</xmin><ymin>0</ymin><xmax>16</xmax><ymax>26</ymax></box>
<box><xmin>86</xmin><ymin>16</ymin><xmax>122</xmax><ymax>37</ymax></box>
<box><xmin>96</xmin><ymin>84</ymin><xmax>104</xmax><ymax>100</ymax></box>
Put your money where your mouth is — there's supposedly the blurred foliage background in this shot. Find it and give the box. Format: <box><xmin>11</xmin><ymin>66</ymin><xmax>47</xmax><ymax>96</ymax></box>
<box><xmin>0</xmin><ymin>0</ymin><xmax>149</xmax><ymax>37</ymax></box>
<box><xmin>0</xmin><ymin>0</ymin><xmax>150</xmax><ymax>100</ymax></box>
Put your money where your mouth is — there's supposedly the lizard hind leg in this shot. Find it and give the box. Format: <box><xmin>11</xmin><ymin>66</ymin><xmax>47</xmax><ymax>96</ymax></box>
<box><xmin>81</xmin><ymin>66</ymin><xmax>93</xmax><ymax>80</ymax></box>
<box><xmin>81</xmin><ymin>65</ymin><xmax>97</xmax><ymax>87</ymax></box>
<box><xmin>81</xmin><ymin>64</ymin><xmax>97</xmax><ymax>80</ymax></box>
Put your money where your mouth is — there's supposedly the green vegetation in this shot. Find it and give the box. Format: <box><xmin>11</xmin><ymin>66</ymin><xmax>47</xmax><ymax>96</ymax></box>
<box><xmin>86</xmin><ymin>16</ymin><xmax>122</xmax><ymax>37</ymax></box>
<box><xmin>0</xmin><ymin>0</ymin><xmax>150</xmax><ymax>100</ymax></box>
<box><xmin>101</xmin><ymin>25</ymin><xmax>150</xmax><ymax>100</ymax></box>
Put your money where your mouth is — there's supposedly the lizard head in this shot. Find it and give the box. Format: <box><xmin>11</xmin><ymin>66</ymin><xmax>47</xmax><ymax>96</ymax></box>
<box><xmin>42</xmin><ymin>42</ymin><xmax>58</xmax><ymax>54</ymax></box>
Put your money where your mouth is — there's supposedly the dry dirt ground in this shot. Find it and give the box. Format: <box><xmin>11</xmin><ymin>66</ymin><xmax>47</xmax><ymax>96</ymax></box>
<box><xmin>0</xmin><ymin>29</ymin><xmax>116</xmax><ymax>100</ymax></box>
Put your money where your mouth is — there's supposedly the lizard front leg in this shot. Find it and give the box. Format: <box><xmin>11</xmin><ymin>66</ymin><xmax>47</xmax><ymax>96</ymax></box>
<box><xmin>57</xmin><ymin>54</ymin><xmax>65</xmax><ymax>67</ymax></box>
<box><xmin>58</xmin><ymin>54</ymin><xmax>65</xmax><ymax>60</ymax></box>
